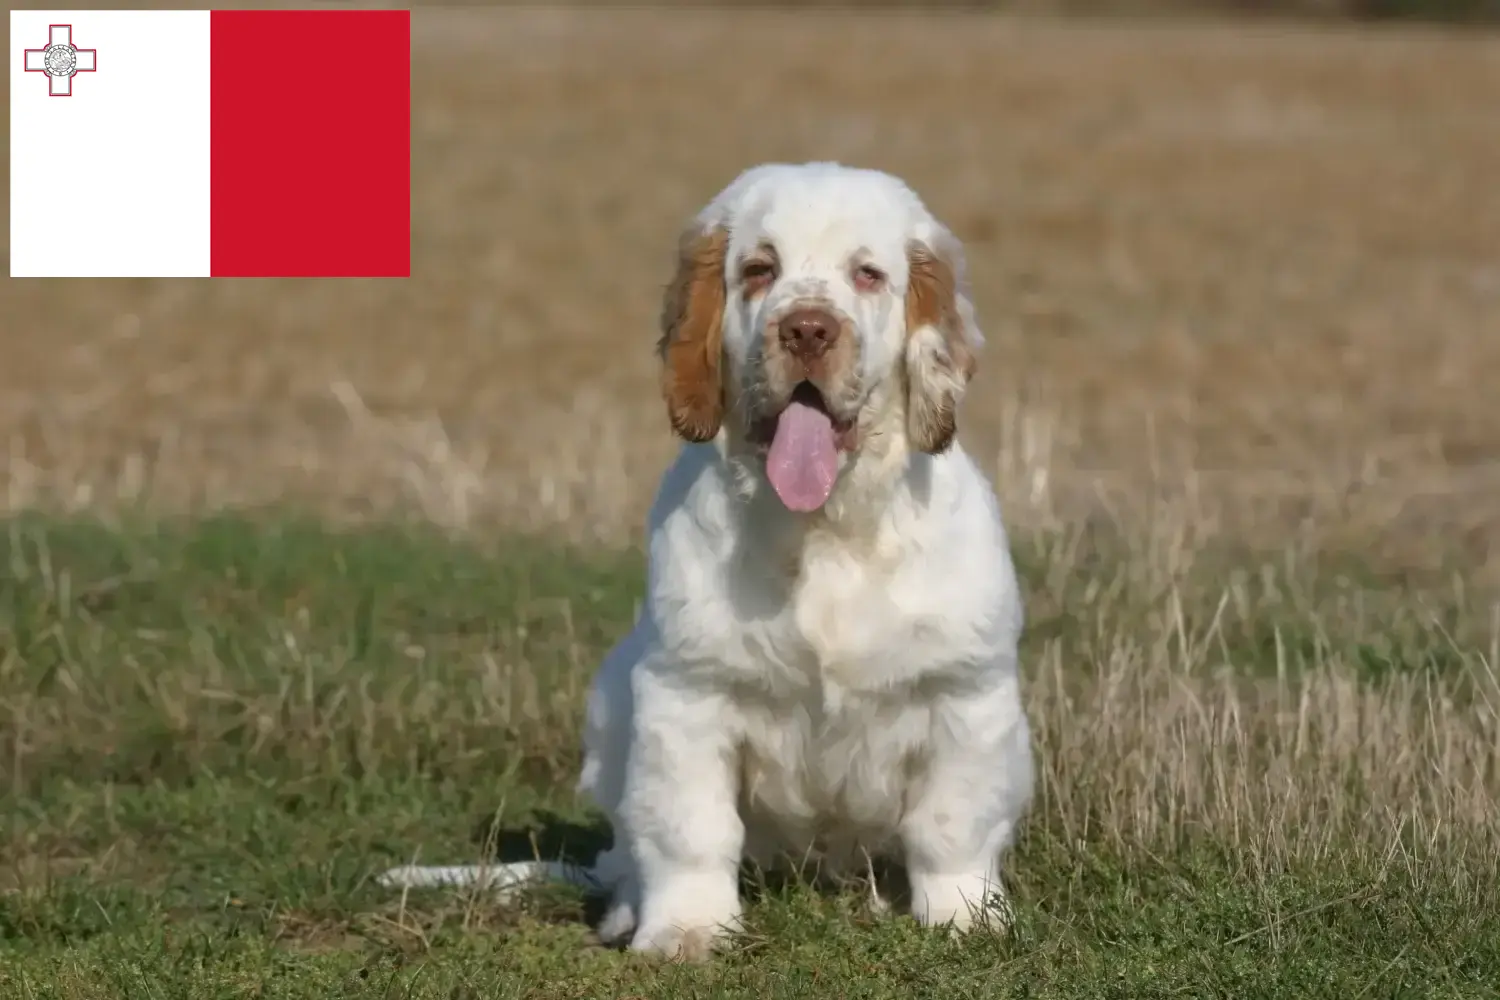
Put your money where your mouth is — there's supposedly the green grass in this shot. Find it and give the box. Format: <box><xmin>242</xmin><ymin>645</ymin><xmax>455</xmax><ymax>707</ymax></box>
<box><xmin>2</xmin><ymin>515</ymin><xmax>1497</xmax><ymax>998</ymax></box>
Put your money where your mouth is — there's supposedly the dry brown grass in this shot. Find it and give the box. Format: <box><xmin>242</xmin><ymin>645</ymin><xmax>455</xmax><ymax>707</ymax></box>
<box><xmin>1022</xmin><ymin>521</ymin><xmax>1500</xmax><ymax>869</ymax></box>
<box><xmin>2</xmin><ymin>15</ymin><xmax>1499</xmax><ymax>977</ymax></box>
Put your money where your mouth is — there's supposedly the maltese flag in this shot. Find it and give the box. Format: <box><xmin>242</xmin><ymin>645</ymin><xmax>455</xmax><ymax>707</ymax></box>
<box><xmin>9</xmin><ymin>9</ymin><xmax>410</xmax><ymax>278</ymax></box>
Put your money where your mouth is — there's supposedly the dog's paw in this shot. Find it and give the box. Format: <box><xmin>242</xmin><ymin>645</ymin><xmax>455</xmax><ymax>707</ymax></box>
<box><xmin>908</xmin><ymin>870</ymin><xmax>1012</xmax><ymax>933</ymax></box>
<box><xmin>626</xmin><ymin>867</ymin><xmax>741</xmax><ymax>960</ymax></box>
<box><xmin>628</xmin><ymin>922</ymin><xmax>727</xmax><ymax>962</ymax></box>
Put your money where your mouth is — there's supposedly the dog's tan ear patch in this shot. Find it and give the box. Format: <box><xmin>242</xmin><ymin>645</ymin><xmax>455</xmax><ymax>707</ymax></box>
<box><xmin>903</xmin><ymin>238</ymin><xmax>978</xmax><ymax>454</ymax></box>
<box><xmin>658</xmin><ymin>225</ymin><xmax>730</xmax><ymax>443</ymax></box>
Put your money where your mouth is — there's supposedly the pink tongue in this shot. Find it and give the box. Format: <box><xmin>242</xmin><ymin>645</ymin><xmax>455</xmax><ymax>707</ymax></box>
<box><xmin>766</xmin><ymin>401</ymin><xmax>839</xmax><ymax>512</ymax></box>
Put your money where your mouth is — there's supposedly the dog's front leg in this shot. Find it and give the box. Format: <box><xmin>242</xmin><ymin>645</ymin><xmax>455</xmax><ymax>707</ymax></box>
<box><xmin>899</xmin><ymin>677</ymin><xmax>1033</xmax><ymax>933</ymax></box>
<box><xmin>618</xmin><ymin>664</ymin><xmax>744</xmax><ymax>961</ymax></box>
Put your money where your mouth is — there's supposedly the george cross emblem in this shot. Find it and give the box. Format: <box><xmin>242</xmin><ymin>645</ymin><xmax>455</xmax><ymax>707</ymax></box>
<box><xmin>23</xmin><ymin>24</ymin><xmax>97</xmax><ymax>97</ymax></box>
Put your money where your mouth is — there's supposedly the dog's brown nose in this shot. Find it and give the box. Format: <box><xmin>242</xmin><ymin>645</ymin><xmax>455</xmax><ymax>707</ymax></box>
<box><xmin>777</xmin><ymin>309</ymin><xmax>841</xmax><ymax>360</ymax></box>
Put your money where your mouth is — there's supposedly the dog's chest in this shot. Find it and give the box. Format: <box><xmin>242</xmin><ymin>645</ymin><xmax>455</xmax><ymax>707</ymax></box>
<box><xmin>741</xmin><ymin>538</ymin><xmax>956</xmax><ymax>693</ymax></box>
<box><xmin>735</xmin><ymin>675</ymin><xmax>930</xmax><ymax>845</ymax></box>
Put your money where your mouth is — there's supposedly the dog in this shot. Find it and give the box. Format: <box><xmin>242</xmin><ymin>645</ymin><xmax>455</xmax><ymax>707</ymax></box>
<box><xmin>379</xmin><ymin>163</ymin><xmax>1035</xmax><ymax>962</ymax></box>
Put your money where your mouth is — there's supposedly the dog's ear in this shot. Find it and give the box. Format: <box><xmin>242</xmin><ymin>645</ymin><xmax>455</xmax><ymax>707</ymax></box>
<box><xmin>903</xmin><ymin>231</ymin><xmax>982</xmax><ymax>454</ymax></box>
<box><xmin>658</xmin><ymin>224</ymin><xmax>730</xmax><ymax>443</ymax></box>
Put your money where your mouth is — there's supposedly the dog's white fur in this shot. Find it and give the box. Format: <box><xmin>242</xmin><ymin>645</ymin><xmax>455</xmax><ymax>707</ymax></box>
<box><xmin>379</xmin><ymin>163</ymin><xmax>1034</xmax><ymax>961</ymax></box>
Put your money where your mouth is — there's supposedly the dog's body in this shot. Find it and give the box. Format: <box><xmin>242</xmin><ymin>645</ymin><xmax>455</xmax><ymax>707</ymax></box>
<box><xmin>380</xmin><ymin>163</ymin><xmax>1034</xmax><ymax>961</ymax></box>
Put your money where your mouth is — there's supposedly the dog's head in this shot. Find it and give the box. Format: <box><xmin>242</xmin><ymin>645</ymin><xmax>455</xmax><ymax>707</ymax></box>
<box><xmin>657</xmin><ymin>162</ymin><xmax>983</xmax><ymax>513</ymax></box>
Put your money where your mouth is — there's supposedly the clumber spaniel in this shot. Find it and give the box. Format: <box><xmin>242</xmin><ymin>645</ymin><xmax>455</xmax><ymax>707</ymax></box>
<box><xmin>380</xmin><ymin>162</ymin><xmax>1034</xmax><ymax>960</ymax></box>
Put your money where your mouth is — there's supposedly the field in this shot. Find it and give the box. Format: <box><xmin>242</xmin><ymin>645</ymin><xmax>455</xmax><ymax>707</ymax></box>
<box><xmin>4</xmin><ymin>8</ymin><xmax>1500</xmax><ymax>997</ymax></box>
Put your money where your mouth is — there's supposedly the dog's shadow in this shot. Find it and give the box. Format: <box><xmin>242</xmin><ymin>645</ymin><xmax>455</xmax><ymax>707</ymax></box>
<box><xmin>470</xmin><ymin>809</ymin><xmax>912</xmax><ymax>932</ymax></box>
<box><xmin>469</xmin><ymin>808</ymin><xmax>615</xmax><ymax>927</ymax></box>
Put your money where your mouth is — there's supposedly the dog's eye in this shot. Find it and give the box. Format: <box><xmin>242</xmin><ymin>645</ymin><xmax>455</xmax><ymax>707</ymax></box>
<box><xmin>852</xmin><ymin>264</ymin><xmax>886</xmax><ymax>292</ymax></box>
<box><xmin>741</xmin><ymin>260</ymin><xmax>777</xmax><ymax>291</ymax></box>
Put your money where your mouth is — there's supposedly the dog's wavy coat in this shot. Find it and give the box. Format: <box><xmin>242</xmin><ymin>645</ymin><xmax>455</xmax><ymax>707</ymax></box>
<box><xmin>378</xmin><ymin>163</ymin><xmax>1034</xmax><ymax>961</ymax></box>
<box><xmin>580</xmin><ymin>163</ymin><xmax>1034</xmax><ymax>959</ymax></box>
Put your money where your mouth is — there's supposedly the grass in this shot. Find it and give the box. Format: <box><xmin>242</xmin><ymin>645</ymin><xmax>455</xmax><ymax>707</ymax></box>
<box><xmin>2</xmin><ymin>514</ymin><xmax>1497</xmax><ymax>997</ymax></box>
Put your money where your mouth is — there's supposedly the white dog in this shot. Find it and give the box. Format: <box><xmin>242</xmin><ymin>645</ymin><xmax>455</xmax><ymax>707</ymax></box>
<box><xmin>380</xmin><ymin>163</ymin><xmax>1034</xmax><ymax>961</ymax></box>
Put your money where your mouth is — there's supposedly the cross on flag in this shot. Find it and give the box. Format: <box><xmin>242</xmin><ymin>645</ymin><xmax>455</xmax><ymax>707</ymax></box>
<box><xmin>23</xmin><ymin>24</ymin><xmax>97</xmax><ymax>96</ymax></box>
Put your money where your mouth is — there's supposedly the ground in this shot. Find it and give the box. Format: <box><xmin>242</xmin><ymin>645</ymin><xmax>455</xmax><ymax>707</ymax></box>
<box><xmin>2</xmin><ymin>8</ymin><xmax>1498</xmax><ymax>998</ymax></box>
